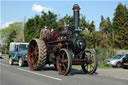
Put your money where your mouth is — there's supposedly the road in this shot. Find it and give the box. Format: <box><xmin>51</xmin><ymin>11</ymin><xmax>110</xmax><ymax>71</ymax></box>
<box><xmin>0</xmin><ymin>57</ymin><xmax>128</xmax><ymax>85</ymax></box>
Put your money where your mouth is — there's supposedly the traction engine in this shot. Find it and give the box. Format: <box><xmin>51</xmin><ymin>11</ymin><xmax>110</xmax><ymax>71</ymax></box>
<box><xmin>28</xmin><ymin>4</ymin><xmax>98</xmax><ymax>75</ymax></box>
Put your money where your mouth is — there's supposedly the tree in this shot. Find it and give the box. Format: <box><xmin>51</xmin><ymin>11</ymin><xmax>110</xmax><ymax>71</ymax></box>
<box><xmin>80</xmin><ymin>15</ymin><xmax>89</xmax><ymax>30</ymax></box>
<box><xmin>41</xmin><ymin>11</ymin><xmax>57</xmax><ymax>30</ymax></box>
<box><xmin>106</xmin><ymin>17</ymin><xmax>112</xmax><ymax>33</ymax></box>
<box><xmin>57</xmin><ymin>14</ymin><xmax>73</xmax><ymax>29</ymax></box>
<box><xmin>113</xmin><ymin>3</ymin><xmax>128</xmax><ymax>49</ymax></box>
<box><xmin>0</xmin><ymin>22</ymin><xmax>24</xmax><ymax>50</ymax></box>
<box><xmin>24</xmin><ymin>11</ymin><xmax>58</xmax><ymax>42</ymax></box>
<box><xmin>99</xmin><ymin>16</ymin><xmax>106</xmax><ymax>32</ymax></box>
<box><xmin>99</xmin><ymin>16</ymin><xmax>111</xmax><ymax>34</ymax></box>
<box><xmin>88</xmin><ymin>21</ymin><xmax>95</xmax><ymax>33</ymax></box>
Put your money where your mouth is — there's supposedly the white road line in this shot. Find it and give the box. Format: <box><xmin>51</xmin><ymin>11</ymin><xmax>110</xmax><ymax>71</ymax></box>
<box><xmin>17</xmin><ymin>68</ymin><xmax>62</xmax><ymax>81</ymax></box>
<box><xmin>0</xmin><ymin>63</ymin><xmax>10</xmax><ymax>67</ymax></box>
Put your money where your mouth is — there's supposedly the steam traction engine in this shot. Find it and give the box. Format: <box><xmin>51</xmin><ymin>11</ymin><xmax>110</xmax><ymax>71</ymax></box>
<box><xmin>28</xmin><ymin>4</ymin><xmax>98</xmax><ymax>75</ymax></box>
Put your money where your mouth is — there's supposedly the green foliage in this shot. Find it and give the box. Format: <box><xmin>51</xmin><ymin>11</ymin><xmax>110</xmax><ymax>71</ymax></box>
<box><xmin>80</xmin><ymin>15</ymin><xmax>95</xmax><ymax>32</ymax></box>
<box><xmin>57</xmin><ymin>14</ymin><xmax>74</xmax><ymax>29</ymax></box>
<box><xmin>95</xmin><ymin>48</ymin><xmax>116</xmax><ymax>65</ymax></box>
<box><xmin>0</xmin><ymin>22</ymin><xmax>24</xmax><ymax>49</ymax></box>
<box><xmin>80</xmin><ymin>15</ymin><xmax>89</xmax><ymax>30</ymax></box>
<box><xmin>24</xmin><ymin>11</ymin><xmax>58</xmax><ymax>42</ymax></box>
<box><xmin>113</xmin><ymin>3</ymin><xmax>128</xmax><ymax>49</ymax></box>
<box><xmin>0</xmin><ymin>45</ymin><xmax>8</xmax><ymax>54</ymax></box>
<box><xmin>99</xmin><ymin>16</ymin><xmax>112</xmax><ymax>34</ymax></box>
<box><xmin>88</xmin><ymin>21</ymin><xmax>95</xmax><ymax>32</ymax></box>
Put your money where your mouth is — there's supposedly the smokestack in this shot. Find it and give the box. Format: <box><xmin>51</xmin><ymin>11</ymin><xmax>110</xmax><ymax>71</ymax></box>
<box><xmin>72</xmin><ymin>4</ymin><xmax>80</xmax><ymax>31</ymax></box>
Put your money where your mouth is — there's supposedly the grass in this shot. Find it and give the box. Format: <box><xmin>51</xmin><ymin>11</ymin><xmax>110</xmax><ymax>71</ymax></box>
<box><xmin>2</xmin><ymin>54</ymin><xmax>8</xmax><ymax>56</ymax></box>
<box><xmin>72</xmin><ymin>64</ymin><xmax>116</xmax><ymax>69</ymax></box>
<box><xmin>98</xmin><ymin>65</ymin><xmax>116</xmax><ymax>69</ymax></box>
<box><xmin>72</xmin><ymin>65</ymin><xmax>81</xmax><ymax>68</ymax></box>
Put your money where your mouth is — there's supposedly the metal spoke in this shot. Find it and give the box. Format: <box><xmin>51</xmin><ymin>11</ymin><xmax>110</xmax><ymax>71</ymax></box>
<box><xmin>63</xmin><ymin>59</ymin><xmax>68</xmax><ymax>63</ymax></box>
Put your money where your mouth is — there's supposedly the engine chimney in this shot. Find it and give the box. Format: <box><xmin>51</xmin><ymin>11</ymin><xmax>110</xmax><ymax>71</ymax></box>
<box><xmin>72</xmin><ymin>4</ymin><xmax>80</xmax><ymax>31</ymax></box>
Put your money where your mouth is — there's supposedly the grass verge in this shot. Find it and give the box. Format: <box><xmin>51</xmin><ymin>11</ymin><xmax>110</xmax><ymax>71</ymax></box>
<box><xmin>2</xmin><ymin>54</ymin><xmax>8</xmax><ymax>56</ymax></box>
<box><xmin>72</xmin><ymin>65</ymin><xmax>116</xmax><ymax>69</ymax></box>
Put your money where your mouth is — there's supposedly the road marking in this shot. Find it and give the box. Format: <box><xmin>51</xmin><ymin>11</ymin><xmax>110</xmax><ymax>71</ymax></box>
<box><xmin>0</xmin><ymin>63</ymin><xmax>10</xmax><ymax>67</ymax></box>
<box><xmin>17</xmin><ymin>68</ymin><xmax>62</xmax><ymax>81</ymax></box>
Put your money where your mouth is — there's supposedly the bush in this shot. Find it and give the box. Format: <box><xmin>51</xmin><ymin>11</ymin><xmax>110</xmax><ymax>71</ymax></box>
<box><xmin>94</xmin><ymin>48</ymin><xmax>117</xmax><ymax>65</ymax></box>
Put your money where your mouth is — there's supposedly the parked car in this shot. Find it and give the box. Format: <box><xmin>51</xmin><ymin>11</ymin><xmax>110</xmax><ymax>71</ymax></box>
<box><xmin>8</xmin><ymin>42</ymin><xmax>29</xmax><ymax>67</ymax></box>
<box><xmin>106</xmin><ymin>54</ymin><xmax>126</xmax><ymax>68</ymax></box>
<box><xmin>0</xmin><ymin>51</ymin><xmax>2</xmax><ymax>59</ymax></box>
<box><xmin>122</xmin><ymin>54</ymin><xmax>128</xmax><ymax>69</ymax></box>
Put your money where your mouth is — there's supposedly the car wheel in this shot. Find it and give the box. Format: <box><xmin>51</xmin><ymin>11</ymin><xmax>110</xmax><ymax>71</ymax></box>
<box><xmin>116</xmin><ymin>62</ymin><xmax>122</xmax><ymax>68</ymax></box>
<box><xmin>18</xmin><ymin>57</ymin><xmax>24</xmax><ymax>67</ymax></box>
<box><xmin>8</xmin><ymin>57</ymin><xmax>13</xmax><ymax>65</ymax></box>
<box><xmin>0</xmin><ymin>56</ymin><xmax>2</xmax><ymax>59</ymax></box>
<box><xmin>54</xmin><ymin>64</ymin><xmax>57</xmax><ymax>71</ymax></box>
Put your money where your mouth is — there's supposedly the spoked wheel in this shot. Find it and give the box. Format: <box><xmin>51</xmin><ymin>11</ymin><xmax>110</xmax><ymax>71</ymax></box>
<box><xmin>56</xmin><ymin>49</ymin><xmax>72</xmax><ymax>76</ymax></box>
<box><xmin>81</xmin><ymin>49</ymin><xmax>98</xmax><ymax>74</ymax></box>
<box><xmin>28</xmin><ymin>39</ymin><xmax>47</xmax><ymax>70</ymax></box>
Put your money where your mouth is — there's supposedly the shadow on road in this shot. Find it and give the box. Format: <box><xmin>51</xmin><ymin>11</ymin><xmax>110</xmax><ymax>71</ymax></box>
<box><xmin>39</xmin><ymin>66</ymin><xmax>98</xmax><ymax>76</ymax></box>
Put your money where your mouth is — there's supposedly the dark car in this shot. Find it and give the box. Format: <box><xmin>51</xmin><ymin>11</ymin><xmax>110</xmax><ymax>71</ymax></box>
<box><xmin>122</xmin><ymin>54</ymin><xmax>128</xmax><ymax>69</ymax></box>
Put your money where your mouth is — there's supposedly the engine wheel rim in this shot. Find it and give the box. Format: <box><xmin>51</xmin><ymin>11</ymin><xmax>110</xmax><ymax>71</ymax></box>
<box><xmin>81</xmin><ymin>50</ymin><xmax>97</xmax><ymax>74</ymax></box>
<box><xmin>57</xmin><ymin>50</ymin><xmax>69</xmax><ymax>75</ymax></box>
<box><xmin>28</xmin><ymin>40</ymin><xmax>39</xmax><ymax>70</ymax></box>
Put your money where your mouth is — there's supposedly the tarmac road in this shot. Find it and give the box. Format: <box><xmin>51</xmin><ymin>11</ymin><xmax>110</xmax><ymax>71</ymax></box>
<box><xmin>0</xmin><ymin>57</ymin><xmax>128</xmax><ymax>85</ymax></box>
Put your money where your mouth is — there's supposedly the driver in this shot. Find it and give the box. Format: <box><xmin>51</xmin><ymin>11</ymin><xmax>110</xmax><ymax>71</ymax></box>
<box><xmin>40</xmin><ymin>25</ymin><xmax>50</xmax><ymax>39</ymax></box>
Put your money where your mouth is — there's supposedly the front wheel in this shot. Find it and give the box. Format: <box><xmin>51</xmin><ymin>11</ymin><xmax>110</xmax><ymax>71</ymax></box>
<box><xmin>18</xmin><ymin>57</ymin><xmax>24</xmax><ymax>67</ymax></box>
<box><xmin>81</xmin><ymin>49</ymin><xmax>98</xmax><ymax>74</ymax></box>
<box><xmin>8</xmin><ymin>57</ymin><xmax>13</xmax><ymax>65</ymax></box>
<box><xmin>56</xmin><ymin>49</ymin><xmax>72</xmax><ymax>76</ymax></box>
<box><xmin>116</xmin><ymin>62</ymin><xmax>122</xmax><ymax>68</ymax></box>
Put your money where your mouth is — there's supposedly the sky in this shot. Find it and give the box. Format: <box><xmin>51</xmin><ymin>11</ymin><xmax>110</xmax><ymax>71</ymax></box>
<box><xmin>0</xmin><ymin>0</ymin><xmax>128</xmax><ymax>30</ymax></box>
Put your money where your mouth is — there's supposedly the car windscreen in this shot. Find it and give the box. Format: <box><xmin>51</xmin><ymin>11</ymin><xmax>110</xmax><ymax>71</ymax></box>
<box><xmin>18</xmin><ymin>44</ymin><xmax>28</xmax><ymax>51</ymax></box>
<box><xmin>112</xmin><ymin>55</ymin><xmax>123</xmax><ymax>59</ymax></box>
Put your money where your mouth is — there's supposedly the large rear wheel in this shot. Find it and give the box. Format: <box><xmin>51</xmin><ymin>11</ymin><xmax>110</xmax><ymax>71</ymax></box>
<box><xmin>28</xmin><ymin>39</ymin><xmax>47</xmax><ymax>70</ymax></box>
<box><xmin>56</xmin><ymin>49</ymin><xmax>72</xmax><ymax>76</ymax></box>
<box><xmin>81</xmin><ymin>49</ymin><xmax>98</xmax><ymax>74</ymax></box>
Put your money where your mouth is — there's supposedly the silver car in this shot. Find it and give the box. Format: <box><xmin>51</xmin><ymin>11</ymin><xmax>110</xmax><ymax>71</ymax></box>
<box><xmin>106</xmin><ymin>55</ymin><xmax>125</xmax><ymax>68</ymax></box>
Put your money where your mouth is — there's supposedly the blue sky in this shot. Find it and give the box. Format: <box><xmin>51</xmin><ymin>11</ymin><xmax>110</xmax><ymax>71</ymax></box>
<box><xmin>0</xmin><ymin>0</ymin><xmax>128</xmax><ymax>30</ymax></box>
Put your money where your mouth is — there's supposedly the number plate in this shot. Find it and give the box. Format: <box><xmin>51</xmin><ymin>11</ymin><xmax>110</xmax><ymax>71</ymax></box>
<box><xmin>124</xmin><ymin>63</ymin><xmax>128</xmax><ymax>65</ymax></box>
